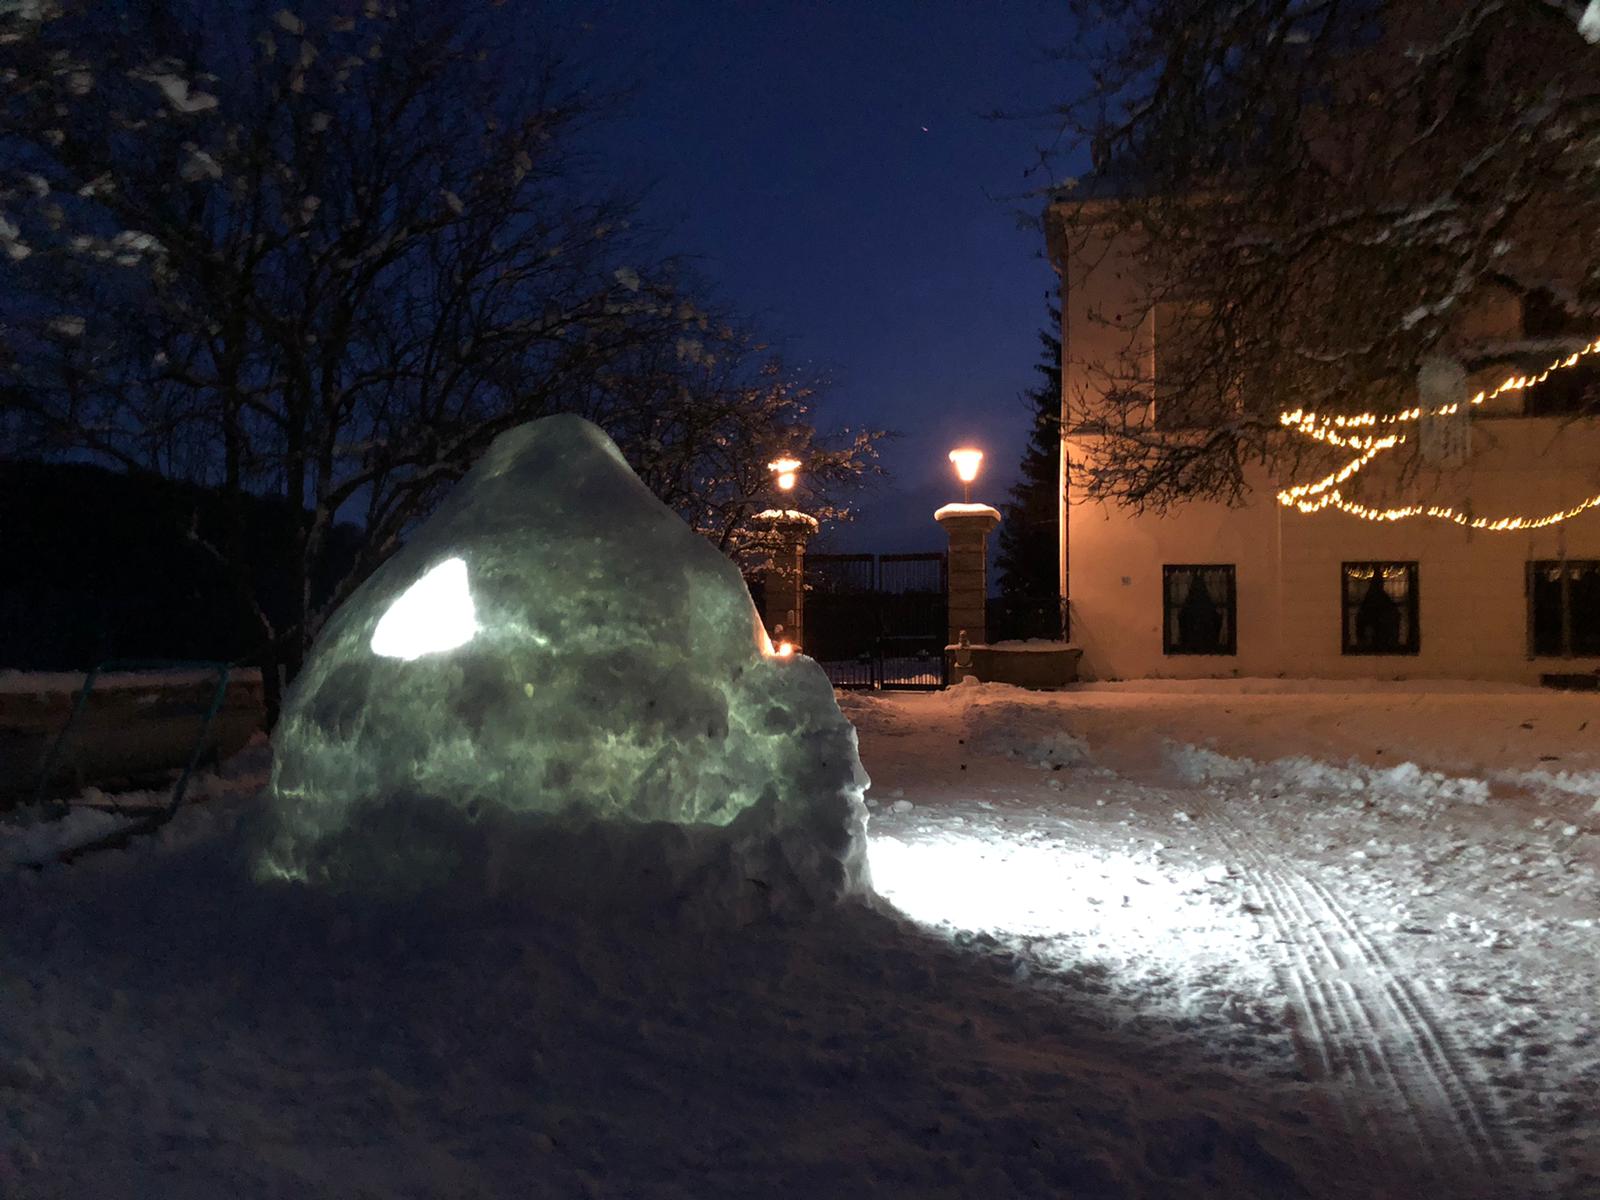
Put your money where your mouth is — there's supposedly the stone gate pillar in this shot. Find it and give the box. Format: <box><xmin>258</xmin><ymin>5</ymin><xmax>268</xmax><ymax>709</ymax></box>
<box><xmin>934</xmin><ymin>503</ymin><xmax>1001</xmax><ymax>648</ymax></box>
<box><xmin>752</xmin><ymin>509</ymin><xmax>818</xmax><ymax>650</ymax></box>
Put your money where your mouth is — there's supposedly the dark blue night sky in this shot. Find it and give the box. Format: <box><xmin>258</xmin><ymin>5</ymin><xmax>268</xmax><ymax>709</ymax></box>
<box><xmin>568</xmin><ymin>1</ymin><xmax>1082</xmax><ymax>551</ymax></box>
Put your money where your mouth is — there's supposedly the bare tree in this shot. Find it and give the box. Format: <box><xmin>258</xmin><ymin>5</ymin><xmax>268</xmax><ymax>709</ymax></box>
<box><xmin>1046</xmin><ymin>0</ymin><xmax>1600</xmax><ymax>509</ymax></box>
<box><xmin>0</xmin><ymin>0</ymin><xmax>882</xmax><ymax>712</ymax></box>
<box><xmin>595</xmin><ymin>341</ymin><xmax>884</xmax><ymax>562</ymax></box>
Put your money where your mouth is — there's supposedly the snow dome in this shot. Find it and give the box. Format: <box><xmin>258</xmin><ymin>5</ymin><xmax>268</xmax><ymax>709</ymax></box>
<box><xmin>256</xmin><ymin>415</ymin><xmax>870</xmax><ymax>915</ymax></box>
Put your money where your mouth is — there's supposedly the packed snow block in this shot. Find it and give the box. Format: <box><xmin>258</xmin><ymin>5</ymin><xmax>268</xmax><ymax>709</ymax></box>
<box><xmin>257</xmin><ymin>415</ymin><xmax>870</xmax><ymax>916</ymax></box>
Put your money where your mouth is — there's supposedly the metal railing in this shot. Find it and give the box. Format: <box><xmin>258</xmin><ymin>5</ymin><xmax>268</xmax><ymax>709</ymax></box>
<box><xmin>804</xmin><ymin>552</ymin><xmax>947</xmax><ymax>690</ymax></box>
<box><xmin>26</xmin><ymin>658</ymin><xmax>235</xmax><ymax>865</ymax></box>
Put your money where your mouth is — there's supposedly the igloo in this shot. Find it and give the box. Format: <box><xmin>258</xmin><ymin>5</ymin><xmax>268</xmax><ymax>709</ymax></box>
<box><xmin>256</xmin><ymin>415</ymin><xmax>870</xmax><ymax>914</ymax></box>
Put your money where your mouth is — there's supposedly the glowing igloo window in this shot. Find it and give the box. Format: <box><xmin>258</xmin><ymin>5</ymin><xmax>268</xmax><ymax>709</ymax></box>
<box><xmin>370</xmin><ymin>557</ymin><xmax>478</xmax><ymax>660</ymax></box>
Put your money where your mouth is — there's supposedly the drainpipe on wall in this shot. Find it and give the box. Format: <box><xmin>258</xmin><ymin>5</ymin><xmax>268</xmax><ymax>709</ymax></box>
<box><xmin>1057</xmin><ymin>254</ymin><xmax>1070</xmax><ymax>643</ymax></box>
<box><xmin>1274</xmin><ymin>486</ymin><xmax>1284</xmax><ymax>675</ymax></box>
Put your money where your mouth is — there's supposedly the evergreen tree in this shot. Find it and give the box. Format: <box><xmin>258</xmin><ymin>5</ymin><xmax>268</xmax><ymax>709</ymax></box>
<box><xmin>994</xmin><ymin>299</ymin><xmax>1063</xmax><ymax>637</ymax></box>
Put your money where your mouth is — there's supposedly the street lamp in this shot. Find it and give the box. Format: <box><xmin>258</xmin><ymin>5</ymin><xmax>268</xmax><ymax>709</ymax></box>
<box><xmin>759</xmin><ymin>457</ymin><xmax>808</xmax><ymax>658</ymax></box>
<box><xmin>948</xmin><ymin>447</ymin><xmax>983</xmax><ymax>503</ymax></box>
<box><xmin>768</xmin><ymin>457</ymin><xmax>801</xmax><ymax>493</ymax></box>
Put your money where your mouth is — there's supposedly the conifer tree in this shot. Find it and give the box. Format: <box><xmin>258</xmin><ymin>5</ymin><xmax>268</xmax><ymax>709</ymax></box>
<box><xmin>995</xmin><ymin>299</ymin><xmax>1063</xmax><ymax>637</ymax></box>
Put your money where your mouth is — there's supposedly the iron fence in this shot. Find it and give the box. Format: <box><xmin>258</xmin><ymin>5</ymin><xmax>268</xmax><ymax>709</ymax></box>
<box><xmin>805</xmin><ymin>552</ymin><xmax>946</xmax><ymax>690</ymax></box>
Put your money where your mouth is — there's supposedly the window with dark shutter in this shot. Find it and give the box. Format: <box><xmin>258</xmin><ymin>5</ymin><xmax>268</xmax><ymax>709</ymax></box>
<box><xmin>1162</xmin><ymin>565</ymin><xmax>1237</xmax><ymax>655</ymax></box>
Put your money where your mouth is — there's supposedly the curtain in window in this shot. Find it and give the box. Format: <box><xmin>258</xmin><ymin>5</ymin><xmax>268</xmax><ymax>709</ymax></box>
<box><xmin>1198</xmin><ymin>567</ymin><xmax>1231</xmax><ymax>646</ymax></box>
<box><xmin>1379</xmin><ymin>567</ymin><xmax>1409</xmax><ymax>602</ymax></box>
<box><xmin>1166</xmin><ymin>566</ymin><xmax>1231</xmax><ymax>653</ymax></box>
<box><xmin>1530</xmin><ymin>563</ymin><xmax>1565</xmax><ymax>656</ymax></box>
<box><xmin>1344</xmin><ymin>564</ymin><xmax>1415</xmax><ymax>654</ymax></box>
<box><xmin>1381</xmin><ymin>567</ymin><xmax>1412</xmax><ymax>645</ymax></box>
<box><xmin>1166</xmin><ymin>569</ymin><xmax>1190</xmax><ymax>609</ymax></box>
<box><xmin>1166</xmin><ymin>568</ymin><xmax>1191</xmax><ymax>649</ymax></box>
<box><xmin>1571</xmin><ymin>563</ymin><xmax>1600</xmax><ymax>657</ymax></box>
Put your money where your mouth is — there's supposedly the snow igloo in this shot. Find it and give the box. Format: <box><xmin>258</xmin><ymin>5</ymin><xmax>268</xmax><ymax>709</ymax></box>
<box><xmin>256</xmin><ymin>415</ymin><xmax>870</xmax><ymax>915</ymax></box>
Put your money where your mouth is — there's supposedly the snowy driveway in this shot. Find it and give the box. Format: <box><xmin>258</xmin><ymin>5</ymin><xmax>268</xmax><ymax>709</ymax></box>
<box><xmin>857</xmin><ymin>682</ymin><xmax>1600</xmax><ymax>1199</ymax></box>
<box><xmin>4</xmin><ymin>680</ymin><xmax>1596</xmax><ymax>1198</ymax></box>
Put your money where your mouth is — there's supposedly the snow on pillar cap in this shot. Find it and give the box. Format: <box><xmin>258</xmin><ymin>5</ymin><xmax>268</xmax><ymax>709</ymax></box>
<box><xmin>934</xmin><ymin>502</ymin><xmax>1002</xmax><ymax>523</ymax></box>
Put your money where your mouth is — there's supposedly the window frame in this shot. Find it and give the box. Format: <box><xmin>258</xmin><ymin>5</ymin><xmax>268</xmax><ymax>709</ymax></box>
<box><xmin>1527</xmin><ymin>559</ymin><xmax>1600</xmax><ymax>658</ymax></box>
<box><xmin>1161</xmin><ymin>563</ymin><xmax>1238</xmax><ymax>656</ymax></box>
<box><xmin>1523</xmin><ymin>361</ymin><xmax>1600</xmax><ymax>417</ymax></box>
<box><xmin>1340</xmin><ymin>561</ymin><xmax>1420</xmax><ymax>656</ymax></box>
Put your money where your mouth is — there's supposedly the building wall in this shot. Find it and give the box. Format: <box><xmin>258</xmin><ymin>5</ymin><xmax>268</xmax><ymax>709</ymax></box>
<box><xmin>1066</xmin><ymin>420</ymin><xmax>1600</xmax><ymax>682</ymax></box>
<box><xmin>1052</xmin><ymin>208</ymin><xmax>1600</xmax><ymax>683</ymax></box>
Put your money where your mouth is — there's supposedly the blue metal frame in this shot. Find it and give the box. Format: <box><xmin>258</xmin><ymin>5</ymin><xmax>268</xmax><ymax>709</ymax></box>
<box><xmin>33</xmin><ymin>658</ymin><xmax>234</xmax><ymax>822</ymax></box>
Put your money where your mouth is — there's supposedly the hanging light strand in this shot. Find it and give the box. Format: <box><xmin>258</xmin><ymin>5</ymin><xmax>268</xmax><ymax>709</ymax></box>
<box><xmin>1286</xmin><ymin>487</ymin><xmax>1600</xmax><ymax>531</ymax></box>
<box><xmin>1274</xmin><ymin>334</ymin><xmax>1600</xmax><ymax>530</ymax></box>
<box><xmin>1277</xmin><ymin>436</ymin><xmax>1404</xmax><ymax>503</ymax></box>
<box><xmin>1280</xmin><ymin>335</ymin><xmax>1600</xmax><ymax>439</ymax></box>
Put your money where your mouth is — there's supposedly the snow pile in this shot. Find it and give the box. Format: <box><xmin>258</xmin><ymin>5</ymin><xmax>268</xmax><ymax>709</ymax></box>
<box><xmin>832</xmin><ymin>689</ymin><xmax>906</xmax><ymax>736</ymax></box>
<box><xmin>1168</xmin><ymin>743</ymin><xmax>1490</xmax><ymax>808</ymax></box>
<box><xmin>1497</xmin><ymin>766</ymin><xmax>1600</xmax><ymax>803</ymax></box>
<box><xmin>962</xmin><ymin>696</ymin><xmax>1090</xmax><ymax>769</ymax></box>
<box><xmin>994</xmin><ymin>726</ymin><xmax>1089</xmax><ymax>770</ymax></box>
<box><xmin>1165</xmin><ymin>743</ymin><xmax>1251</xmax><ymax>783</ymax></box>
<box><xmin>1273</xmin><ymin>756</ymin><xmax>1490</xmax><ymax>807</ymax></box>
<box><xmin>0</xmin><ymin>807</ymin><xmax>133</xmax><ymax>866</ymax></box>
<box><xmin>1</xmin><ymin>740</ymin><xmax>276</xmax><ymax>870</ymax></box>
<box><xmin>258</xmin><ymin>416</ymin><xmax>869</xmax><ymax>916</ymax></box>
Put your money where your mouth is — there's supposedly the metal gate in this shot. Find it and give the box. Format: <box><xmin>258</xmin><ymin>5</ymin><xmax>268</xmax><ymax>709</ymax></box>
<box><xmin>804</xmin><ymin>552</ymin><xmax>946</xmax><ymax>690</ymax></box>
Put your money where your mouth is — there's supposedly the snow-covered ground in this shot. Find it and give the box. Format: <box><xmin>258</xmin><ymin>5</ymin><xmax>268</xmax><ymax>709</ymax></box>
<box><xmin>4</xmin><ymin>680</ymin><xmax>1597</xmax><ymax>1197</ymax></box>
<box><xmin>863</xmin><ymin>681</ymin><xmax>1600</xmax><ymax>1198</ymax></box>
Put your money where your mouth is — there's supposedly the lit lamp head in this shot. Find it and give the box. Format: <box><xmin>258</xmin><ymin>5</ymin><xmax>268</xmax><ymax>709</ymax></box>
<box><xmin>768</xmin><ymin>456</ymin><xmax>801</xmax><ymax>493</ymax></box>
<box><xmin>949</xmin><ymin>447</ymin><xmax>983</xmax><ymax>502</ymax></box>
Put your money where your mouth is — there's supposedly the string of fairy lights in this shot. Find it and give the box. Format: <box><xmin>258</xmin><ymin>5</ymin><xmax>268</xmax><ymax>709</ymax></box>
<box><xmin>1274</xmin><ymin>335</ymin><xmax>1600</xmax><ymax>530</ymax></box>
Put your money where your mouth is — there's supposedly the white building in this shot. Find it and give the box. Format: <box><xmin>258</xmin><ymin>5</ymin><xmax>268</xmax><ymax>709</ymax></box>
<box><xmin>1047</xmin><ymin>204</ymin><xmax>1600</xmax><ymax>684</ymax></box>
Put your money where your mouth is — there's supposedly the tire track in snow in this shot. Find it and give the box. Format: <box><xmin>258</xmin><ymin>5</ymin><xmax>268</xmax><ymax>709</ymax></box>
<box><xmin>1203</xmin><ymin>816</ymin><xmax>1433</xmax><ymax>1188</ymax></box>
<box><xmin>1296</xmin><ymin>873</ymin><xmax>1532</xmax><ymax>1180</ymax></box>
<box><xmin>1195</xmin><ymin>794</ymin><xmax>1533</xmax><ymax>1194</ymax></box>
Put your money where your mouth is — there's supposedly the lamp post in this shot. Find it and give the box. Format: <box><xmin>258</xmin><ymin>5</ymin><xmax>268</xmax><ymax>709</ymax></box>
<box><xmin>755</xmin><ymin>457</ymin><xmax>814</xmax><ymax>655</ymax></box>
<box><xmin>767</xmin><ymin>457</ymin><xmax>801</xmax><ymax>494</ymax></box>
<box><xmin>935</xmin><ymin>445</ymin><xmax>1000</xmax><ymax>661</ymax></box>
<box><xmin>948</xmin><ymin>447</ymin><xmax>983</xmax><ymax>503</ymax></box>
